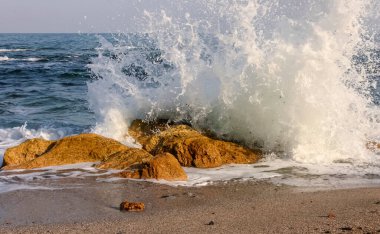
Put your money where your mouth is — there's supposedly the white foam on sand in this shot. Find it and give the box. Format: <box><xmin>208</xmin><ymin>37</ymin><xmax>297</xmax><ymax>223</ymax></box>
<box><xmin>0</xmin><ymin>162</ymin><xmax>122</xmax><ymax>193</ymax></box>
<box><xmin>147</xmin><ymin>157</ymin><xmax>380</xmax><ymax>189</ymax></box>
<box><xmin>97</xmin><ymin>153</ymin><xmax>380</xmax><ymax>189</ymax></box>
<box><xmin>1</xmin><ymin>156</ymin><xmax>380</xmax><ymax>193</ymax></box>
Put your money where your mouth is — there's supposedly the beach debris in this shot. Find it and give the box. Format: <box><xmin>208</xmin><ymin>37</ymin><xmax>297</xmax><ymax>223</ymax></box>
<box><xmin>206</xmin><ymin>221</ymin><xmax>215</xmax><ymax>225</ymax></box>
<box><xmin>118</xmin><ymin>153</ymin><xmax>188</xmax><ymax>181</ymax></box>
<box><xmin>184</xmin><ymin>192</ymin><xmax>196</xmax><ymax>197</ymax></box>
<box><xmin>160</xmin><ymin>194</ymin><xmax>177</xmax><ymax>200</ymax></box>
<box><xmin>129</xmin><ymin>119</ymin><xmax>261</xmax><ymax>168</ymax></box>
<box><xmin>119</xmin><ymin>200</ymin><xmax>145</xmax><ymax>212</ymax></box>
<box><xmin>339</xmin><ymin>227</ymin><xmax>353</xmax><ymax>231</ymax></box>
<box><xmin>327</xmin><ymin>212</ymin><xmax>336</xmax><ymax>219</ymax></box>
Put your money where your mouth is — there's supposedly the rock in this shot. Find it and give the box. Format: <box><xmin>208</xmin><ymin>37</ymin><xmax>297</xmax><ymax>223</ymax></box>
<box><xmin>96</xmin><ymin>148</ymin><xmax>153</xmax><ymax>170</ymax></box>
<box><xmin>143</xmin><ymin>153</ymin><xmax>188</xmax><ymax>180</ymax></box>
<box><xmin>2</xmin><ymin>133</ymin><xmax>129</xmax><ymax>170</ymax></box>
<box><xmin>118</xmin><ymin>153</ymin><xmax>188</xmax><ymax>181</ymax></box>
<box><xmin>366</xmin><ymin>141</ymin><xmax>380</xmax><ymax>151</ymax></box>
<box><xmin>3</xmin><ymin>138</ymin><xmax>55</xmax><ymax>167</ymax></box>
<box><xmin>118</xmin><ymin>170</ymin><xmax>142</xmax><ymax>179</ymax></box>
<box><xmin>139</xmin><ymin>124</ymin><xmax>260</xmax><ymax>168</ymax></box>
<box><xmin>120</xmin><ymin>200</ymin><xmax>145</xmax><ymax>212</ymax></box>
<box><xmin>128</xmin><ymin>119</ymin><xmax>169</xmax><ymax>146</ymax></box>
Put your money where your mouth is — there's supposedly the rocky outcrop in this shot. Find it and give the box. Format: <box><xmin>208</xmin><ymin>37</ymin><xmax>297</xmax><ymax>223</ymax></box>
<box><xmin>118</xmin><ymin>152</ymin><xmax>187</xmax><ymax>181</ymax></box>
<box><xmin>131</xmin><ymin>122</ymin><xmax>261</xmax><ymax>168</ymax></box>
<box><xmin>120</xmin><ymin>200</ymin><xmax>145</xmax><ymax>212</ymax></box>
<box><xmin>3</xmin><ymin>133</ymin><xmax>130</xmax><ymax>170</ymax></box>
<box><xmin>3</xmin><ymin>119</ymin><xmax>262</xmax><ymax>183</ymax></box>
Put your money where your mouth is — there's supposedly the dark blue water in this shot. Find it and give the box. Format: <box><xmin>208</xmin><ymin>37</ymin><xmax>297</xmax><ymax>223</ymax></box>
<box><xmin>0</xmin><ymin>34</ymin><xmax>98</xmax><ymax>133</ymax></box>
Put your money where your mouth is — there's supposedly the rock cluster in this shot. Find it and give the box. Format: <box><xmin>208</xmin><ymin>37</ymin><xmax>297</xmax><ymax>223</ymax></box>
<box><xmin>2</xmin><ymin>119</ymin><xmax>262</xmax><ymax>181</ymax></box>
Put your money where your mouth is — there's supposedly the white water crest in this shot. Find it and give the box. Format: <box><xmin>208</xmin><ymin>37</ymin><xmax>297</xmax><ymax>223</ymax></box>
<box><xmin>0</xmin><ymin>123</ymin><xmax>67</xmax><ymax>165</ymax></box>
<box><xmin>88</xmin><ymin>0</ymin><xmax>380</xmax><ymax>165</ymax></box>
<box><xmin>0</xmin><ymin>48</ymin><xmax>28</xmax><ymax>53</ymax></box>
<box><xmin>0</xmin><ymin>56</ymin><xmax>42</xmax><ymax>62</ymax></box>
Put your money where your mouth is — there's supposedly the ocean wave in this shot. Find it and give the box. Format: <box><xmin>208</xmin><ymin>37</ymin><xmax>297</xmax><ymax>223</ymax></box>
<box><xmin>0</xmin><ymin>56</ymin><xmax>11</xmax><ymax>61</ymax></box>
<box><xmin>0</xmin><ymin>48</ymin><xmax>28</xmax><ymax>53</ymax></box>
<box><xmin>0</xmin><ymin>56</ymin><xmax>43</xmax><ymax>62</ymax></box>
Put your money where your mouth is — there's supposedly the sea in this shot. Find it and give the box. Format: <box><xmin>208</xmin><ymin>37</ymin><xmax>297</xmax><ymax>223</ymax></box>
<box><xmin>0</xmin><ymin>0</ymin><xmax>379</xmax><ymax>191</ymax></box>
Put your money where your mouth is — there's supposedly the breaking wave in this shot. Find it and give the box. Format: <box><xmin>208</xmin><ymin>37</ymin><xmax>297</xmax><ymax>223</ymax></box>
<box><xmin>88</xmin><ymin>0</ymin><xmax>380</xmax><ymax>165</ymax></box>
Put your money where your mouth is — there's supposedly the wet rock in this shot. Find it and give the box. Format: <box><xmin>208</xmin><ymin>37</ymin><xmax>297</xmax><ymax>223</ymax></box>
<box><xmin>96</xmin><ymin>148</ymin><xmax>153</xmax><ymax>170</ymax></box>
<box><xmin>128</xmin><ymin>119</ymin><xmax>169</xmax><ymax>146</ymax></box>
<box><xmin>118</xmin><ymin>153</ymin><xmax>188</xmax><ymax>181</ymax></box>
<box><xmin>143</xmin><ymin>152</ymin><xmax>187</xmax><ymax>180</ymax></box>
<box><xmin>3</xmin><ymin>138</ymin><xmax>55</xmax><ymax>167</ymax></box>
<box><xmin>2</xmin><ymin>133</ymin><xmax>129</xmax><ymax>170</ymax></box>
<box><xmin>366</xmin><ymin>141</ymin><xmax>380</xmax><ymax>151</ymax></box>
<box><xmin>119</xmin><ymin>200</ymin><xmax>145</xmax><ymax>212</ymax></box>
<box><xmin>137</xmin><ymin>123</ymin><xmax>261</xmax><ymax>168</ymax></box>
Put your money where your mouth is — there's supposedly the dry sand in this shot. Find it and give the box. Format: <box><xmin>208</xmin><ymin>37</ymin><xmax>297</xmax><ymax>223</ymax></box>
<box><xmin>0</xmin><ymin>176</ymin><xmax>379</xmax><ymax>233</ymax></box>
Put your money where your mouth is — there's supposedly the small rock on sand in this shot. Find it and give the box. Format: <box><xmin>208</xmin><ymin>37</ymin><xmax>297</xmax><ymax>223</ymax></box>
<box><xmin>119</xmin><ymin>200</ymin><xmax>145</xmax><ymax>212</ymax></box>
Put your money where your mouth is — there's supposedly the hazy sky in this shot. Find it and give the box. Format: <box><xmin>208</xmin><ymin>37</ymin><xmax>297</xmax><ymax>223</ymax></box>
<box><xmin>0</xmin><ymin>0</ymin><xmax>178</xmax><ymax>33</ymax></box>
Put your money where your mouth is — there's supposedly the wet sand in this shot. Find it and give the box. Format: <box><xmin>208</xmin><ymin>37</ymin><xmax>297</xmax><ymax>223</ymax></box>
<box><xmin>0</xmin><ymin>177</ymin><xmax>379</xmax><ymax>233</ymax></box>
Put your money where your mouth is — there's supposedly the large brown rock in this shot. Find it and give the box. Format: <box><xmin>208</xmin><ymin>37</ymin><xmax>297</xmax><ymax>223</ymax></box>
<box><xmin>118</xmin><ymin>153</ymin><xmax>188</xmax><ymax>181</ymax></box>
<box><xmin>135</xmin><ymin>124</ymin><xmax>261</xmax><ymax>168</ymax></box>
<box><xmin>96</xmin><ymin>148</ymin><xmax>153</xmax><ymax>170</ymax></box>
<box><xmin>2</xmin><ymin>133</ymin><xmax>130</xmax><ymax>170</ymax></box>
<box><xmin>3</xmin><ymin>138</ymin><xmax>55</xmax><ymax>167</ymax></box>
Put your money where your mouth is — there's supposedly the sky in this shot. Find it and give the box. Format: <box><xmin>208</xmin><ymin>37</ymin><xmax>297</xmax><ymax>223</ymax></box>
<box><xmin>0</xmin><ymin>0</ymin><xmax>179</xmax><ymax>33</ymax></box>
<box><xmin>0</xmin><ymin>1</ymin><xmax>378</xmax><ymax>36</ymax></box>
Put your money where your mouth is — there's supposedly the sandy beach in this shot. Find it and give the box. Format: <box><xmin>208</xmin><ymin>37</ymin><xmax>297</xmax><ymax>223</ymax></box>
<box><xmin>0</xmin><ymin>177</ymin><xmax>379</xmax><ymax>234</ymax></box>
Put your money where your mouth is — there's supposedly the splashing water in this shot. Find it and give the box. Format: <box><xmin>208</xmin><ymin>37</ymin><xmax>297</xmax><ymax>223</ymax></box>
<box><xmin>88</xmin><ymin>0</ymin><xmax>380</xmax><ymax>166</ymax></box>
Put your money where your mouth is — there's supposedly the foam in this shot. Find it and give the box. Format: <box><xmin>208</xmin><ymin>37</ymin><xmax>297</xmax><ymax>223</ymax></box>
<box><xmin>0</xmin><ymin>123</ymin><xmax>68</xmax><ymax>165</ymax></box>
<box><xmin>0</xmin><ymin>162</ymin><xmax>122</xmax><ymax>193</ymax></box>
<box><xmin>0</xmin><ymin>56</ymin><xmax>42</xmax><ymax>62</ymax></box>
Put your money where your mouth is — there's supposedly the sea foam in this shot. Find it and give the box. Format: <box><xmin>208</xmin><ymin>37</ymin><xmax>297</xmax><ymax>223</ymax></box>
<box><xmin>0</xmin><ymin>123</ymin><xmax>67</xmax><ymax>165</ymax></box>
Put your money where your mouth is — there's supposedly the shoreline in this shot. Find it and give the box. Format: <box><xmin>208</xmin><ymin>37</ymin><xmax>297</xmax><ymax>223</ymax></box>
<box><xmin>0</xmin><ymin>177</ymin><xmax>379</xmax><ymax>233</ymax></box>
